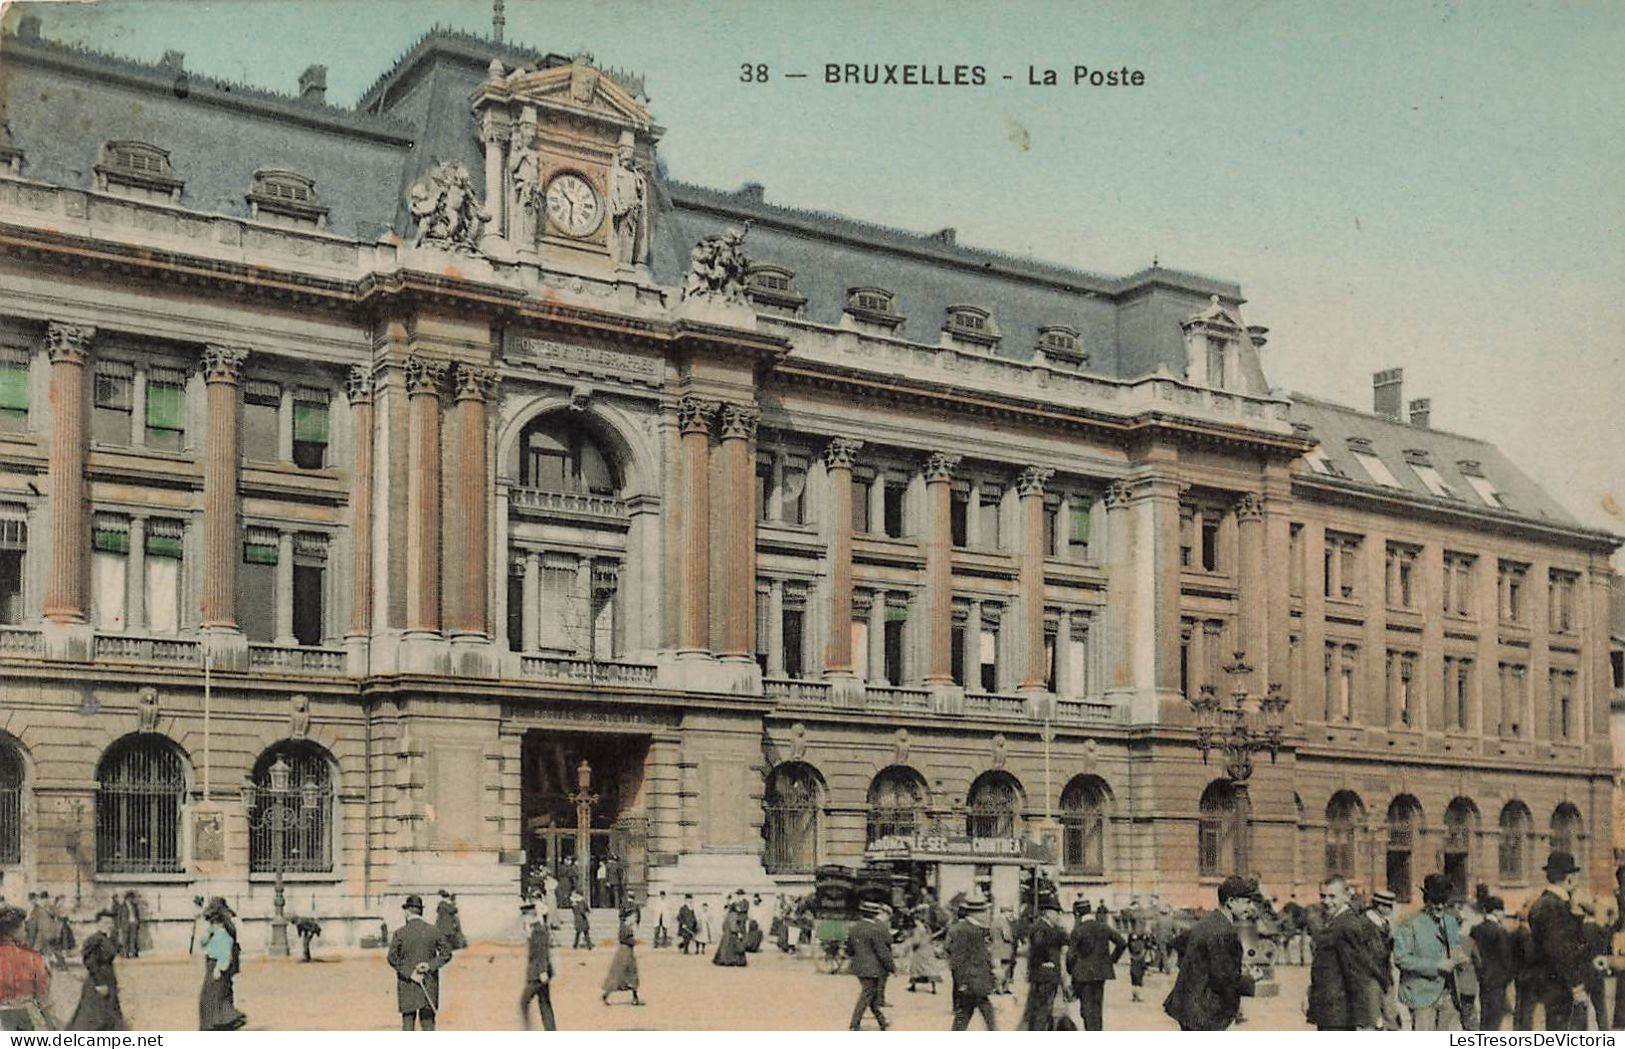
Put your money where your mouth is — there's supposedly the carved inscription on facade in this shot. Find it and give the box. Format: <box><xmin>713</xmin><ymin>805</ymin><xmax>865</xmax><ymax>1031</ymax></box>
<box><xmin>508</xmin><ymin>335</ymin><xmax>660</xmax><ymax>385</ymax></box>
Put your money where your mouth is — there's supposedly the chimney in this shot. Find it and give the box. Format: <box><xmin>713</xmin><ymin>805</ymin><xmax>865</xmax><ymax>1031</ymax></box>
<box><xmin>16</xmin><ymin>15</ymin><xmax>41</xmax><ymax>42</ymax></box>
<box><xmin>1409</xmin><ymin>398</ymin><xmax>1431</xmax><ymax>428</ymax></box>
<box><xmin>159</xmin><ymin>50</ymin><xmax>186</xmax><ymax>72</ymax></box>
<box><xmin>1372</xmin><ymin>368</ymin><xmax>1403</xmax><ymax>420</ymax></box>
<box><xmin>298</xmin><ymin>65</ymin><xmax>328</xmax><ymax>105</ymax></box>
<box><xmin>931</xmin><ymin>227</ymin><xmax>957</xmax><ymax>246</ymax></box>
<box><xmin>735</xmin><ymin>182</ymin><xmax>765</xmax><ymax>204</ymax></box>
<box><xmin>1247</xmin><ymin>324</ymin><xmax>1269</xmax><ymax>348</ymax></box>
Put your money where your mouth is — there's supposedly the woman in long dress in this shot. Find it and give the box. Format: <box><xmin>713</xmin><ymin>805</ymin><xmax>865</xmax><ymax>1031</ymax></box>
<box><xmin>600</xmin><ymin>908</ymin><xmax>644</xmax><ymax>1005</ymax></box>
<box><xmin>711</xmin><ymin>899</ymin><xmax>748</xmax><ymax>967</ymax></box>
<box><xmin>68</xmin><ymin>909</ymin><xmax>126</xmax><ymax>1030</ymax></box>
<box><xmin>904</xmin><ymin>912</ymin><xmax>945</xmax><ymax>993</ymax></box>
<box><xmin>197</xmin><ymin>900</ymin><xmax>246</xmax><ymax>1031</ymax></box>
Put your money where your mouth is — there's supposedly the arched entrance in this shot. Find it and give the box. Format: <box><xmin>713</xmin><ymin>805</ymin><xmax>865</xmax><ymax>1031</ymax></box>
<box><xmin>521</xmin><ymin>731</ymin><xmax>649</xmax><ymax>907</ymax></box>
<box><xmin>1443</xmin><ymin>797</ymin><xmax>1479</xmax><ymax>897</ymax></box>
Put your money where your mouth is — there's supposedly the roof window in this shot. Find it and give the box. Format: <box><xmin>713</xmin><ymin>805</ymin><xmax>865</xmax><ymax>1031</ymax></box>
<box><xmin>1037</xmin><ymin>325</ymin><xmax>1086</xmax><ymax>366</ymax></box>
<box><xmin>845</xmin><ymin>287</ymin><xmax>904</xmax><ymax>332</ymax></box>
<box><xmin>943</xmin><ymin>305</ymin><xmax>999</xmax><ymax>347</ymax></box>
<box><xmin>246</xmin><ymin>169</ymin><xmax>328</xmax><ymax>229</ymax></box>
<box><xmin>744</xmin><ymin>264</ymin><xmax>807</xmax><ymax>313</ymax></box>
<box><xmin>96</xmin><ymin>141</ymin><xmax>183</xmax><ymax>203</ymax></box>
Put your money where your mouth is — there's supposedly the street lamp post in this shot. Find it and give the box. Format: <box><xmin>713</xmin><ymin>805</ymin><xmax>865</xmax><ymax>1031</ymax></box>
<box><xmin>241</xmin><ymin>755</ymin><xmax>322</xmax><ymax>957</ymax></box>
<box><xmin>1188</xmin><ymin>652</ymin><xmax>1290</xmax><ymax>875</ymax></box>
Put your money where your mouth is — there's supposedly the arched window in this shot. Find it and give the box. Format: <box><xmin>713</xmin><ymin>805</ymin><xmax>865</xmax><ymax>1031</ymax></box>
<box><xmin>96</xmin><ymin>735</ymin><xmax>187</xmax><ymax>874</ymax></box>
<box><xmin>518</xmin><ymin>415</ymin><xmax>620</xmax><ymax>494</ymax></box>
<box><xmin>1499</xmin><ymin>801</ymin><xmax>1533</xmax><ymax>882</ymax></box>
<box><xmin>762</xmin><ymin>762</ymin><xmax>821</xmax><ymax>875</ymax></box>
<box><xmin>247</xmin><ymin>741</ymin><xmax>335</xmax><ymax>874</ymax></box>
<box><xmin>1325</xmin><ymin>791</ymin><xmax>1364</xmax><ymax>880</ymax></box>
<box><xmin>1444</xmin><ymin>797</ymin><xmax>1479</xmax><ymax>896</ymax></box>
<box><xmin>866</xmin><ymin>766</ymin><xmax>928</xmax><ymax>843</ymax></box>
<box><xmin>1386</xmin><ymin>795</ymin><xmax>1424</xmax><ymax>903</ymax></box>
<box><xmin>1199</xmin><ymin>780</ymin><xmax>1244</xmax><ymax>878</ymax></box>
<box><xmin>1550</xmin><ymin>802</ymin><xmax>1584</xmax><ymax>856</ymax></box>
<box><xmin>1060</xmin><ymin>775</ymin><xmax>1110</xmax><ymax>876</ymax></box>
<box><xmin>966</xmin><ymin>771</ymin><xmax>1024</xmax><ymax>839</ymax></box>
<box><xmin>0</xmin><ymin>738</ymin><xmax>22</xmax><ymax>865</ymax></box>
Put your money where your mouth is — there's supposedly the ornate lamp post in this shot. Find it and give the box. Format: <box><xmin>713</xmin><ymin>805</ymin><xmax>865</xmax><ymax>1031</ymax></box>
<box><xmin>241</xmin><ymin>756</ymin><xmax>322</xmax><ymax>957</ymax></box>
<box><xmin>1189</xmin><ymin>652</ymin><xmax>1289</xmax><ymax>783</ymax></box>
<box><xmin>567</xmin><ymin>759</ymin><xmax>598</xmax><ymax>900</ymax></box>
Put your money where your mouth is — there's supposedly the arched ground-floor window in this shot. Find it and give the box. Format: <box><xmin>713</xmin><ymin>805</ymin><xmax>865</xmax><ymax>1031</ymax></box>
<box><xmin>247</xmin><ymin>740</ymin><xmax>336</xmax><ymax>874</ymax></box>
<box><xmin>1060</xmin><ymin>775</ymin><xmax>1110</xmax><ymax>876</ymax></box>
<box><xmin>866</xmin><ymin>766</ymin><xmax>928</xmax><ymax>843</ymax></box>
<box><xmin>763</xmin><ymin>762</ymin><xmax>822</xmax><ymax>874</ymax></box>
<box><xmin>1199</xmin><ymin>780</ymin><xmax>1244</xmax><ymax>878</ymax></box>
<box><xmin>0</xmin><ymin>737</ymin><xmax>22</xmax><ymax>865</ymax></box>
<box><xmin>96</xmin><ymin>735</ymin><xmax>187</xmax><ymax>874</ymax></box>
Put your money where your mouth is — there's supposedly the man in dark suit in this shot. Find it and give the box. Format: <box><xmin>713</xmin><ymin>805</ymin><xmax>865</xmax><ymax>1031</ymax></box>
<box><xmin>1163</xmin><ymin>875</ymin><xmax>1258</xmax><ymax>1031</ymax></box>
<box><xmin>1020</xmin><ymin>892</ymin><xmax>1068</xmax><ymax>1031</ymax></box>
<box><xmin>1067</xmin><ymin>898</ymin><xmax>1127</xmax><ymax>1030</ymax></box>
<box><xmin>518</xmin><ymin>902</ymin><xmax>557</xmax><ymax>1031</ymax></box>
<box><xmin>946</xmin><ymin>893</ymin><xmax>997</xmax><ymax>1030</ymax></box>
<box><xmin>676</xmin><ymin>894</ymin><xmax>698</xmax><ymax>955</ymax></box>
<box><xmin>1305</xmin><ymin>876</ymin><xmax>1383</xmax><ymax>1030</ymax></box>
<box><xmin>1526</xmin><ymin>851</ymin><xmax>1593</xmax><ymax>1031</ymax></box>
<box><xmin>1472</xmin><ymin>896</ymin><xmax>1515</xmax><ymax>1031</ymax></box>
<box><xmin>386</xmin><ymin>895</ymin><xmax>454</xmax><ymax>1031</ymax></box>
<box><xmin>847</xmin><ymin>900</ymin><xmax>896</xmax><ymax>1031</ymax></box>
<box><xmin>570</xmin><ymin>892</ymin><xmax>593</xmax><ymax>950</ymax></box>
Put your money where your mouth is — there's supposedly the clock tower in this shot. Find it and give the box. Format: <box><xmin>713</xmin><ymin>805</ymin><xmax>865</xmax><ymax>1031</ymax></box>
<box><xmin>472</xmin><ymin>57</ymin><xmax>661</xmax><ymax>273</ymax></box>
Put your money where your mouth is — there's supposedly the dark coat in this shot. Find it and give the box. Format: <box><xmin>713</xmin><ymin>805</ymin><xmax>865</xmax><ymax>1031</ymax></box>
<box><xmin>1026</xmin><ymin>916</ymin><xmax>1068</xmax><ymax>987</ymax></box>
<box><xmin>946</xmin><ymin>919</ymin><xmax>995</xmax><ymax>997</ymax></box>
<box><xmin>1306</xmin><ymin>908</ymin><xmax>1383</xmax><ymax>1030</ymax></box>
<box><xmin>1527</xmin><ymin>889</ymin><xmax>1591</xmax><ymax>1002</ymax></box>
<box><xmin>68</xmin><ymin>932</ymin><xmax>125</xmax><ymax>1031</ymax></box>
<box><xmin>846</xmin><ymin>918</ymin><xmax>896</xmax><ymax>979</ymax></box>
<box><xmin>1067</xmin><ymin>916</ymin><xmax>1127</xmax><ymax>983</ymax></box>
<box><xmin>525</xmin><ymin>923</ymin><xmax>554</xmax><ymax>983</ymax></box>
<box><xmin>387</xmin><ymin>915</ymin><xmax>453</xmax><ymax>1014</ymax></box>
<box><xmin>677</xmin><ymin>904</ymin><xmax>697</xmax><ymax>938</ymax></box>
<box><xmin>1471</xmin><ymin>919</ymin><xmax>1515</xmax><ymax>992</ymax></box>
<box><xmin>434</xmin><ymin>899</ymin><xmax>466</xmax><ymax>950</ymax></box>
<box><xmin>1162</xmin><ymin>909</ymin><xmax>1255</xmax><ymax>1031</ymax></box>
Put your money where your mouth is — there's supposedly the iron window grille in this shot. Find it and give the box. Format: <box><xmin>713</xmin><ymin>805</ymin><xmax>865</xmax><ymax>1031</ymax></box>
<box><xmin>95</xmin><ymin>737</ymin><xmax>186</xmax><ymax>874</ymax></box>
<box><xmin>762</xmin><ymin>763</ymin><xmax>821</xmax><ymax>875</ymax></box>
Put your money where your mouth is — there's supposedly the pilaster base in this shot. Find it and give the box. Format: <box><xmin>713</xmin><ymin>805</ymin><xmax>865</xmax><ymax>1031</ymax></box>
<box><xmin>656</xmin><ymin>650</ymin><xmax>757</xmax><ymax>694</ymax></box>
<box><xmin>449</xmin><ymin>632</ymin><xmax>498</xmax><ymax>679</ymax></box>
<box><xmin>397</xmin><ymin>631</ymin><xmax>450</xmax><ymax>675</ymax></box>
<box><xmin>343</xmin><ymin>633</ymin><xmax>371</xmax><ymax>676</ymax></box>
<box><xmin>927</xmin><ymin>681</ymin><xmax>965</xmax><ymax>715</ymax></box>
<box><xmin>825</xmin><ymin>673</ymin><xmax>865</xmax><ymax>707</ymax></box>
<box><xmin>40</xmin><ymin>620</ymin><xmax>93</xmax><ymax>662</ymax></box>
<box><xmin>1020</xmin><ymin>689</ymin><xmax>1055</xmax><ymax>721</ymax></box>
<box><xmin>201</xmin><ymin>627</ymin><xmax>249</xmax><ymax>672</ymax></box>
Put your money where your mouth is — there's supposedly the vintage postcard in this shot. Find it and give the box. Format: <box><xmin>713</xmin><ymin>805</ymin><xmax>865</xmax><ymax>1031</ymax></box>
<box><xmin>0</xmin><ymin>0</ymin><xmax>1621</xmax><ymax>1035</ymax></box>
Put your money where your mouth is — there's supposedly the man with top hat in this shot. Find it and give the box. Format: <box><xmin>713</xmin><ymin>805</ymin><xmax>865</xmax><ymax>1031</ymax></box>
<box><xmin>946</xmin><ymin>892</ymin><xmax>997</xmax><ymax>1030</ymax></box>
<box><xmin>1526</xmin><ymin>850</ymin><xmax>1593</xmax><ymax>1030</ymax></box>
<box><xmin>846</xmin><ymin>899</ymin><xmax>895</xmax><ymax>1030</ymax></box>
<box><xmin>387</xmin><ymin>894</ymin><xmax>454</xmax><ymax>1031</ymax></box>
<box><xmin>1019</xmin><ymin>890</ymin><xmax>1068</xmax><ymax>1031</ymax></box>
<box><xmin>1163</xmin><ymin>875</ymin><xmax>1258</xmax><ymax>1031</ymax></box>
<box><xmin>1394</xmin><ymin>872</ymin><xmax>1467</xmax><ymax>1031</ymax></box>
<box><xmin>1067</xmin><ymin>897</ymin><xmax>1127</xmax><ymax>1030</ymax></box>
<box><xmin>518</xmin><ymin>901</ymin><xmax>557</xmax><ymax>1031</ymax></box>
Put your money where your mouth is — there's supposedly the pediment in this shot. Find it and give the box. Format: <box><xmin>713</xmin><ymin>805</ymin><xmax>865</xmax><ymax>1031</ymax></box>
<box><xmin>1181</xmin><ymin>294</ymin><xmax>1243</xmax><ymax>334</ymax></box>
<box><xmin>500</xmin><ymin>63</ymin><xmax>653</xmax><ymax>132</ymax></box>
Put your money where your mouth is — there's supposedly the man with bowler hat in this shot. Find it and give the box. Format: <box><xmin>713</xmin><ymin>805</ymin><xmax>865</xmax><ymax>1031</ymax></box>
<box><xmin>946</xmin><ymin>892</ymin><xmax>996</xmax><ymax>1030</ymax></box>
<box><xmin>1527</xmin><ymin>850</ymin><xmax>1593</xmax><ymax>1030</ymax></box>
<box><xmin>846</xmin><ymin>900</ymin><xmax>895</xmax><ymax>1030</ymax></box>
<box><xmin>387</xmin><ymin>894</ymin><xmax>453</xmax><ymax>1031</ymax></box>
<box><xmin>1020</xmin><ymin>890</ymin><xmax>1068</xmax><ymax>1031</ymax></box>
<box><xmin>1163</xmin><ymin>875</ymin><xmax>1258</xmax><ymax>1031</ymax></box>
<box><xmin>1394</xmin><ymin>872</ymin><xmax>1467</xmax><ymax>1030</ymax></box>
<box><xmin>1067</xmin><ymin>897</ymin><xmax>1127</xmax><ymax>1030</ymax></box>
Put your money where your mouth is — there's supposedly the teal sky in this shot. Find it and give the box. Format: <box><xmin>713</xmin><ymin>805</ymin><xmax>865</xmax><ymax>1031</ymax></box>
<box><xmin>11</xmin><ymin>0</ymin><xmax>1625</xmax><ymax>555</ymax></box>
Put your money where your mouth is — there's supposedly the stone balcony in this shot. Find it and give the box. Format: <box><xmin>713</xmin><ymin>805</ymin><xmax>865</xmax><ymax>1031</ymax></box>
<box><xmin>1054</xmin><ymin>697</ymin><xmax>1119</xmax><ymax>724</ymax></box>
<box><xmin>518</xmin><ymin>654</ymin><xmax>657</xmax><ymax>687</ymax></box>
<box><xmin>247</xmin><ymin>643</ymin><xmax>347</xmax><ymax>674</ymax></box>
<box><xmin>762</xmin><ymin>677</ymin><xmax>833</xmax><ymax>706</ymax></box>
<box><xmin>0</xmin><ymin>625</ymin><xmax>43</xmax><ymax>655</ymax></box>
<box><xmin>507</xmin><ymin>486</ymin><xmax>630</xmax><ymax>524</ymax></box>
<box><xmin>965</xmin><ymin>691</ymin><xmax>1028</xmax><ymax>719</ymax></box>
<box><xmin>92</xmin><ymin>633</ymin><xmax>202</xmax><ymax>667</ymax></box>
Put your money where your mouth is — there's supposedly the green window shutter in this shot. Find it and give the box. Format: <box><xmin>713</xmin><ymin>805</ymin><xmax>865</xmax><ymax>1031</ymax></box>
<box><xmin>243</xmin><ymin>527</ymin><xmax>279</xmax><ymax>565</ymax></box>
<box><xmin>146</xmin><ymin>382</ymin><xmax>186</xmax><ymax>431</ymax></box>
<box><xmin>1070</xmin><ymin>505</ymin><xmax>1092</xmax><ymax>545</ymax></box>
<box><xmin>92</xmin><ymin>520</ymin><xmax>130</xmax><ymax>554</ymax></box>
<box><xmin>0</xmin><ymin>362</ymin><xmax>28</xmax><ymax>413</ymax></box>
<box><xmin>146</xmin><ymin>535</ymin><xmax>184</xmax><ymax>558</ymax></box>
<box><xmin>886</xmin><ymin>603</ymin><xmax>909</xmax><ymax>623</ymax></box>
<box><xmin>292</xmin><ymin>400</ymin><xmax>329</xmax><ymax>444</ymax></box>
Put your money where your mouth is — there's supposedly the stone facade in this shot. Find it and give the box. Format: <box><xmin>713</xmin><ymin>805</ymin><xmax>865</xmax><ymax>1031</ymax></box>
<box><xmin>0</xmin><ymin>20</ymin><xmax>1616</xmax><ymax>951</ymax></box>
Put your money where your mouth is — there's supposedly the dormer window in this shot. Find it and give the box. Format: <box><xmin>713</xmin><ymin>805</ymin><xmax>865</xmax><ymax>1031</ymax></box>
<box><xmin>246</xmin><ymin>169</ymin><xmax>328</xmax><ymax>229</ymax></box>
<box><xmin>1346</xmin><ymin>438</ymin><xmax>1402</xmax><ymax>489</ymax></box>
<box><xmin>1402</xmin><ymin>450</ymin><xmax>1457</xmax><ymax>499</ymax></box>
<box><xmin>1037</xmin><ymin>325</ymin><xmax>1086</xmax><ymax>367</ymax></box>
<box><xmin>95</xmin><ymin>141</ymin><xmax>183</xmax><ymax>203</ymax></box>
<box><xmin>744</xmin><ymin>264</ymin><xmax>807</xmax><ymax>314</ymax></box>
<box><xmin>845</xmin><ymin>287</ymin><xmax>904</xmax><ymax>332</ymax></box>
<box><xmin>943</xmin><ymin>305</ymin><xmax>999</xmax><ymax>348</ymax></box>
<box><xmin>1457</xmin><ymin>460</ymin><xmax>1505</xmax><ymax>508</ymax></box>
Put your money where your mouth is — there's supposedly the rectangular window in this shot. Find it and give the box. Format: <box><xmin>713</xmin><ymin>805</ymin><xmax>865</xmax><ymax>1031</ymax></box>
<box><xmin>1500</xmin><ymin>561</ymin><xmax>1528</xmax><ymax>625</ymax></box>
<box><xmin>91</xmin><ymin>513</ymin><xmax>130</xmax><ymax>630</ymax></box>
<box><xmin>1444</xmin><ymin>553</ymin><xmax>1476</xmax><ymax>617</ymax></box>
<box><xmin>1207</xmin><ymin>340</ymin><xmax>1226</xmax><ymax>388</ymax></box>
<box><xmin>0</xmin><ymin>511</ymin><xmax>25</xmax><ymax>624</ymax></box>
<box><xmin>540</xmin><ymin>558</ymin><xmax>577</xmax><ymax>651</ymax></box>
<box><xmin>92</xmin><ymin>361</ymin><xmax>134</xmax><ymax>445</ymax></box>
<box><xmin>144</xmin><ymin>366</ymin><xmax>187</xmax><ymax>451</ymax></box>
<box><xmin>1201</xmin><ymin>517</ymin><xmax>1220</xmax><ymax>572</ymax></box>
<box><xmin>950</xmin><ymin>488</ymin><xmax>969</xmax><ymax>548</ymax></box>
<box><xmin>242</xmin><ymin>380</ymin><xmax>281</xmax><ymax>460</ymax></box>
<box><xmin>292</xmin><ymin>388</ymin><xmax>329</xmax><ymax>469</ymax></box>
<box><xmin>506</xmin><ymin>559</ymin><xmax>525</xmax><ymax>653</ymax></box>
<box><xmin>292</xmin><ymin>533</ymin><xmax>327</xmax><ymax>646</ymax></box>
<box><xmin>883</xmin><ymin>617</ymin><xmax>906</xmax><ymax>686</ymax></box>
<box><xmin>1181</xmin><ymin>511</ymin><xmax>1195</xmax><ymax>569</ymax></box>
<box><xmin>0</xmin><ymin>347</ymin><xmax>28</xmax><ymax>433</ymax></box>
<box><xmin>1288</xmin><ymin>524</ymin><xmax>1304</xmax><ymax>597</ymax></box>
<box><xmin>1066</xmin><ymin>633</ymin><xmax>1088</xmax><ymax>698</ymax></box>
<box><xmin>1339</xmin><ymin>543</ymin><xmax>1358</xmax><ymax>599</ymax></box>
<box><xmin>851</xmin><ymin>476</ymin><xmax>872</xmax><ymax>535</ymax></box>
<box><xmin>240</xmin><ymin>526</ymin><xmax>279</xmax><ymax>643</ymax></box>
<box><xmin>144</xmin><ymin>517</ymin><xmax>183</xmax><ymax>634</ymax></box>
<box><xmin>1070</xmin><ymin>501</ymin><xmax>1092</xmax><ymax>551</ymax></box>
<box><xmin>1454</xmin><ymin>659</ymin><xmax>1472</xmax><ymax>732</ymax></box>
<box><xmin>978</xmin><ymin>625</ymin><xmax>998</xmax><ymax>693</ymax></box>
<box><xmin>882</xmin><ymin>481</ymin><xmax>906</xmax><ymax>538</ymax></box>
<box><xmin>782</xmin><ymin>607</ymin><xmax>805</xmax><ymax>679</ymax></box>
<box><xmin>1045</xmin><ymin>632</ymin><xmax>1058</xmax><ymax>692</ymax></box>
<box><xmin>978</xmin><ymin>487</ymin><xmax>1002</xmax><ymax>550</ymax></box>
<box><xmin>1501</xmin><ymin>663</ymin><xmax>1527</xmax><ymax>737</ymax></box>
<box><xmin>756</xmin><ymin>458</ymin><xmax>772</xmax><ymax>523</ymax></box>
<box><xmin>1043</xmin><ymin>501</ymin><xmax>1059</xmax><ymax>557</ymax></box>
<box><xmin>950</xmin><ymin>623</ymin><xmax>966</xmax><ymax>686</ymax></box>
<box><xmin>1549</xmin><ymin>571</ymin><xmax>1577</xmax><ymax>633</ymax></box>
<box><xmin>781</xmin><ymin>461</ymin><xmax>807</xmax><ymax>525</ymax></box>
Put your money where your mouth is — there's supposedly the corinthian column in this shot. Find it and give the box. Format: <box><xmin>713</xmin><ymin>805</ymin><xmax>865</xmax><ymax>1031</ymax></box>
<box><xmin>200</xmin><ymin>344</ymin><xmax>248</xmax><ymax>629</ymax></box>
<box><xmin>822</xmin><ymin>437</ymin><xmax>864</xmax><ymax>675</ymax></box>
<box><xmin>44</xmin><ymin>322</ymin><xmax>93</xmax><ymax>623</ymax></box>
<box><xmin>922</xmin><ymin>452</ymin><xmax>961</xmax><ymax>685</ymax></box>
<box><xmin>1017</xmin><ymin>466</ymin><xmax>1054</xmax><ymax>692</ymax></box>
<box><xmin>404</xmin><ymin>355</ymin><xmax>447</xmax><ymax>634</ymax></box>
<box><xmin>450</xmin><ymin>364</ymin><xmax>498</xmax><ymax>637</ymax></box>
<box><xmin>677</xmin><ymin>396</ymin><xmax>717</xmax><ymax>655</ymax></box>
<box><xmin>345</xmin><ymin>365</ymin><xmax>374</xmax><ymax>638</ymax></box>
<box><xmin>717</xmin><ymin>402</ymin><xmax>760</xmax><ymax>659</ymax></box>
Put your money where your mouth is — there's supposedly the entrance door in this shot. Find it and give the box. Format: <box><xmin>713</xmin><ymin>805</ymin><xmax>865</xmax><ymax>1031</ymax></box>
<box><xmin>520</xmin><ymin>731</ymin><xmax>650</xmax><ymax>906</ymax></box>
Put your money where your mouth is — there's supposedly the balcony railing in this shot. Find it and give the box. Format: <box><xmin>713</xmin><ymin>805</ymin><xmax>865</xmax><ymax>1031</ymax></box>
<box><xmin>965</xmin><ymin>691</ymin><xmax>1027</xmax><ymax>718</ymax></box>
<box><xmin>1054</xmin><ymin>698</ymin><xmax>1117</xmax><ymax>724</ymax></box>
<box><xmin>519</xmin><ymin>655</ymin><xmax>657</xmax><ymax>686</ymax></box>
<box><xmin>0</xmin><ymin>626</ymin><xmax>42</xmax><ymax>655</ymax></box>
<box><xmin>93</xmin><ymin>634</ymin><xmax>202</xmax><ymax>666</ymax></box>
<box><xmin>508</xmin><ymin>486</ymin><xmax>629</xmax><ymax>521</ymax></box>
<box><xmin>763</xmin><ymin>677</ymin><xmax>833</xmax><ymax>706</ymax></box>
<box><xmin>866</xmin><ymin>685</ymin><xmax>930</xmax><ymax>712</ymax></box>
<box><xmin>247</xmin><ymin>644</ymin><xmax>347</xmax><ymax>673</ymax></box>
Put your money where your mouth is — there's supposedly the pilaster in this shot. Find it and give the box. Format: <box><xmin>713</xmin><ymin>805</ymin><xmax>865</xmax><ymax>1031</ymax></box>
<box><xmin>450</xmin><ymin>364</ymin><xmax>498</xmax><ymax>640</ymax></box>
<box><xmin>344</xmin><ymin>365</ymin><xmax>374</xmax><ymax>666</ymax></box>
<box><xmin>821</xmin><ymin>436</ymin><xmax>863</xmax><ymax>693</ymax></box>
<box><xmin>717</xmin><ymin>402</ymin><xmax>760</xmax><ymax>662</ymax></box>
<box><xmin>1235</xmin><ymin>490</ymin><xmax>1266</xmax><ymax>696</ymax></box>
<box><xmin>1016</xmin><ymin>465</ymin><xmax>1053</xmax><ymax>694</ymax></box>
<box><xmin>404</xmin><ymin>355</ymin><xmax>447</xmax><ymax>636</ymax></box>
<box><xmin>43</xmin><ymin>322</ymin><xmax>92</xmax><ymax>627</ymax></box>
<box><xmin>200</xmin><ymin>344</ymin><xmax>248</xmax><ymax>632</ymax></box>
<box><xmin>922</xmin><ymin>452</ymin><xmax>961</xmax><ymax>691</ymax></box>
<box><xmin>676</xmin><ymin>396</ymin><xmax>717</xmax><ymax>657</ymax></box>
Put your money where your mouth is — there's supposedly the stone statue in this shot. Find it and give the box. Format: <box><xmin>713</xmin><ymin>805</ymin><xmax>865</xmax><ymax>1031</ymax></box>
<box><xmin>508</xmin><ymin>143</ymin><xmax>541</xmax><ymax>248</ymax></box>
<box><xmin>608</xmin><ymin>139</ymin><xmax>649</xmax><ymax>269</ymax></box>
<box><xmin>289</xmin><ymin>694</ymin><xmax>310</xmax><ymax>740</ymax></box>
<box><xmin>407</xmin><ymin>161</ymin><xmax>488</xmax><ymax>253</ymax></box>
<box><xmin>137</xmin><ymin>686</ymin><xmax>159</xmax><ymax>734</ymax></box>
<box><xmin>681</xmin><ymin>222</ymin><xmax>752</xmax><ymax>303</ymax></box>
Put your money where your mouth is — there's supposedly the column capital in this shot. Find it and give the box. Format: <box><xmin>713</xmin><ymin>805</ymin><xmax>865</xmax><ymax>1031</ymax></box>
<box><xmin>922</xmin><ymin>452</ymin><xmax>962</xmax><ymax>483</ymax></box>
<box><xmin>344</xmin><ymin>364</ymin><xmax>374</xmax><ymax>406</ymax></box>
<box><xmin>822</xmin><ymin>436</ymin><xmax>864</xmax><ymax>470</ymax></box>
<box><xmin>718</xmin><ymin>402</ymin><xmax>761</xmax><ymax>441</ymax></box>
<box><xmin>1235</xmin><ymin>490</ymin><xmax>1265</xmax><ymax>521</ymax></box>
<box><xmin>1016</xmin><ymin>465</ymin><xmax>1054</xmax><ymax>497</ymax></box>
<box><xmin>404</xmin><ymin>354</ymin><xmax>449</xmax><ymax>397</ymax></box>
<box><xmin>453</xmin><ymin>362</ymin><xmax>500</xmax><ymax>402</ymax></box>
<box><xmin>200</xmin><ymin>344</ymin><xmax>250</xmax><ymax>384</ymax></box>
<box><xmin>46</xmin><ymin>321</ymin><xmax>95</xmax><ymax>365</ymax></box>
<box><xmin>1103</xmin><ymin>479</ymin><xmax>1134</xmax><ymax>509</ymax></box>
<box><xmin>676</xmin><ymin>395</ymin><xmax>718</xmax><ymax>435</ymax></box>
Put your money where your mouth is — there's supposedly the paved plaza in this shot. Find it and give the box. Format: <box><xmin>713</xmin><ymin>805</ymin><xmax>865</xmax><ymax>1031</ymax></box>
<box><xmin>37</xmin><ymin>940</ymin><xmax>1318</xmax><ymax>1032</ymax></box>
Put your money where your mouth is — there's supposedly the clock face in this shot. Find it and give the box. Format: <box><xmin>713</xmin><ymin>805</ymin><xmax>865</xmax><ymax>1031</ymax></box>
<box><xmin>544</xmin><ymin>173</ymin><xmax>602</xmax><ymax>237</ymax></box>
